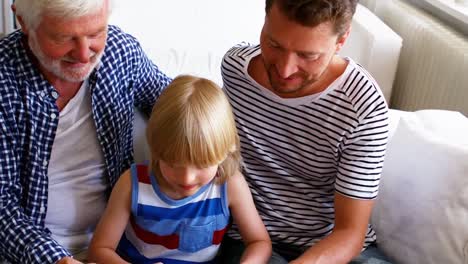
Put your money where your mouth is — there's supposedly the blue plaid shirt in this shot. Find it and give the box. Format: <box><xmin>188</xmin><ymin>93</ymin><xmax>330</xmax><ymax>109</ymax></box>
<box><xmin>0</xmin><ymin>25</ymin><xmax>171</xmax><ymax>263</ymax></box>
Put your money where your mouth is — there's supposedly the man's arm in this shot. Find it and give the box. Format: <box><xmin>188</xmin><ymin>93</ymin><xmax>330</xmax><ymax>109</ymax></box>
<box><xmin>0</xmin><ymin>112</ymin><xmax>71</xmax><ymax>263</ymax></box>
<box><xmin>292</xmin><ymin>90</ymin><xmax>389</xmax><ymax>264</ymax></box>
<box><xmin>290</xmin><ymin>193</ymin><xmax>374</xmax><ymax>264</ymax></box>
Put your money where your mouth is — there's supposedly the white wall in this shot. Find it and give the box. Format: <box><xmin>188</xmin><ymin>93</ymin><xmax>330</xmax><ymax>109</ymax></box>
<box><xmin>109</xmin><ymin>0</ymin><xmax>265</xmax><ymax>84</ymax></box>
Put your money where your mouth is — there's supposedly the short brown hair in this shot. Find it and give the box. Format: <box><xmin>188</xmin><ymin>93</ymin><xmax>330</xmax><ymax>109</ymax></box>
<box><xmin>265</xmin><ymin>0</ymin><xmax>358</xmax><ymax>36</ymax></box>
<box><xmin>146</xmin><ymin>75</ymin><xmax>241</xmax><ymax>184</ymax></box>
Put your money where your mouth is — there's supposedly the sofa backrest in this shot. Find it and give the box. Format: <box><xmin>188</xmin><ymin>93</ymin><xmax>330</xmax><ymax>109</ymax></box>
<box><xmin>339</xmin><ymin>4</ymin><xmax>402</xmax><ymax>104</ymax></box>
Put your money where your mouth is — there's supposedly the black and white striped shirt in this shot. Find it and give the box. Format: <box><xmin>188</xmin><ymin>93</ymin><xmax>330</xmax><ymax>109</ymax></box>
<box><xmin>222</xmin><ymin>44</ymin><xmax>389</xmax><ymax>253</ymax></box>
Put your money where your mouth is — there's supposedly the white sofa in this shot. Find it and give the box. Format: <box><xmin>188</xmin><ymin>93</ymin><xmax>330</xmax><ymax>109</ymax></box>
<box><xmin>110</xmin><ymin>2</ymin><xmax>468</xmax><ymax>263</ymax></box>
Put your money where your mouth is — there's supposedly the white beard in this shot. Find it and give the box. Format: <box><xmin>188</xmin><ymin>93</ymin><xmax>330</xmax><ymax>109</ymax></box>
<box><xmin>28</xmin><ymin>31</ymin><xmax>104</xmax><ymax>83</ymax></box>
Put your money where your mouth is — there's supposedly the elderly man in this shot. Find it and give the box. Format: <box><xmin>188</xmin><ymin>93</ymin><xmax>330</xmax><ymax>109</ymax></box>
<box><xmin>0</xmin><ymin>0</ymin><xmax>171</xmax><ymax>263</ymax></box>
<box><xmin>219</xmin><ymin>0</ymin><xmax>391</xmax><ymax>263</ymax></box>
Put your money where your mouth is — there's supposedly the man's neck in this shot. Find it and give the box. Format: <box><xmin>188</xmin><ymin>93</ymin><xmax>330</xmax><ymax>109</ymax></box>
<box><xmin>47</xmin><ymin>77</ymin><xmax>83</xmax><ymax>111</ymax></box>
<box><xmin>36</xmin><ymin>64</ymin><xmax>84</xmax><ymax>111</ymax></box>
<box><xmin>248</xmin><ymin>54</ymin><xmax>348</xmax><ymax>98</ymax></box>
<box><xmin>248</xmin><ymin>55</ymin><xmax>270</xmax><ymax>90</ymax></box>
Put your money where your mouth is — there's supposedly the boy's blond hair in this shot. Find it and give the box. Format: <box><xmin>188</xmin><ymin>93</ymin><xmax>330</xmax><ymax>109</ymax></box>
<box><xmin>146</xmin><ymin>75</ymin><xmax>241</xmax><ymax>183</ymax></box>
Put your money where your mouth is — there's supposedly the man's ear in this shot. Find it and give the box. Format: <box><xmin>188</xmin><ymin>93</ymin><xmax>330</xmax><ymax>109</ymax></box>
<box><xmin>11</xmin><ymin>4</ymin><xmax>29</xmax><ymax>35</ymax></box>
<box><xmin>335</xmin><ymin>26</ymin><xmax>351</xmax><ymax>53</ymax></box>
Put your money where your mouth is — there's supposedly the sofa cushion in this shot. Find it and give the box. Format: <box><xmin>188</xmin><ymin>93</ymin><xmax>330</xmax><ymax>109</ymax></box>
<box><xmin>372</xmin><ymin>109</ymin><xmax>468</xmax><ymax>264</ymax></box>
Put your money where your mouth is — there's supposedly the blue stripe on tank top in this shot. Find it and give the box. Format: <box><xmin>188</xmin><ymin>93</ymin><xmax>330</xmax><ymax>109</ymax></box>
<box><xmin>137</xmin><ymin>198</ymin><xmax>225</xmax><ymax>221</ymax></box>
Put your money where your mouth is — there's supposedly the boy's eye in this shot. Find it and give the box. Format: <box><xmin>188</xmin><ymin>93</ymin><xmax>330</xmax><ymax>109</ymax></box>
<box><xmin>168</xmin><ymin>163</ymin><xmax>181</xmax><ymax>168</ymax></box>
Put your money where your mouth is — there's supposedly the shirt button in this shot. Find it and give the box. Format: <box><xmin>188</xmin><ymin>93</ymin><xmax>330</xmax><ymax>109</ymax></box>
<box><xmin>43</xmin><ymin>160</ymin><xmax>48</xmax><ymax>167</ymax></box>
<box><xmin>50</xmin><ymin>113</ymin><xmax>57</xmax><ymax>119</ymax></box>
<box><xmin>51</xmin><ymin>91</ymin><xmax>59</xmax><ymax>99</ymax></box>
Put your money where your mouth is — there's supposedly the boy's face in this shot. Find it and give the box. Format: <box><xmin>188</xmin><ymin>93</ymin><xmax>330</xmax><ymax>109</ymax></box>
<box><xmin>157</xmin><ymin>160</ymin><xmax>219</xmax><ymax>199</ymax></box>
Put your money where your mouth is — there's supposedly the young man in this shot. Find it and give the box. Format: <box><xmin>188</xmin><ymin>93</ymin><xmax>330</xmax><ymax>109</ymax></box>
<box><xmin>219</xmin><ymin>0</ymin><xmax>390</xmax><ymax>263</ymax></box>
<box><xmin>0</xmin><ymin>0</ymin><xmax>171</xmax><ymax>263</ymax></box>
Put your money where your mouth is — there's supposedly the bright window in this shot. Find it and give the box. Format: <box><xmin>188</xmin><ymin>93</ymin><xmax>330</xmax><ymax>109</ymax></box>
<box><xmin>424</xmin><ymin>0</ymin><xmax>468</xmax><ymax>24</ymax></box>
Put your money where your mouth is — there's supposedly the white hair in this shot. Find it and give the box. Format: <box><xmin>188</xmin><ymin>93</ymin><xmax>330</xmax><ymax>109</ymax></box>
<box><xmin>15</xmin><ymin>0</ymin><xmax>112</xmax><ymax>30</ymax></box>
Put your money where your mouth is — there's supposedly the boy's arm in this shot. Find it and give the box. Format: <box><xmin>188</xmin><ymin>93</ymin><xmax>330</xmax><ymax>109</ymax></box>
<box><xmin>290</xmin><ymin>193</ymin><xmax>374</xmax><ymax>264</ymax></box>
<box><xmin>228</xmin><ymin>171</ymin><xmax>272</xmax><ymax>264</ymax></box>
<box><xmin>88</xmin><ymin>170</ymin><xmax>132</xmax><ymax>264</ymax></box>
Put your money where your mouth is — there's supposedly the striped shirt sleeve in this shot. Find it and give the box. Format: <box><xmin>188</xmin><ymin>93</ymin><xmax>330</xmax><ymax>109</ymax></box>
<box><xmin>335</xmin><ymin>67</ymin><xmax>389</xmax><ymax>200</ymax></box>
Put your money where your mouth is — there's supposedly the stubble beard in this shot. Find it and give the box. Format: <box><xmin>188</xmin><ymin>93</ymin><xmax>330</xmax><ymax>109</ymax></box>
<box><xmin>265</xmin><ymin>63</ymin><xmax>315</xmax><ymax>96</ymax></box>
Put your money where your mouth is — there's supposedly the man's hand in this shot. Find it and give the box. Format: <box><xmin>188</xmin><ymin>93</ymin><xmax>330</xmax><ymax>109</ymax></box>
<box><xmin>56</xmin><ymin>257</ymin><xmax>83</xmax><ymax>264</ymax></box>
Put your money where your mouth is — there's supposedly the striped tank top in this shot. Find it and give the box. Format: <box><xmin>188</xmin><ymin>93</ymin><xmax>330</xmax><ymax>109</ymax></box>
<box><xmin>117</xmin><ymin>164</ymin><xmax>230</xmax><ymax>264</ymax></box>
